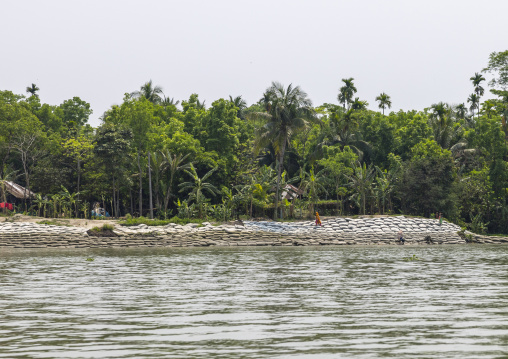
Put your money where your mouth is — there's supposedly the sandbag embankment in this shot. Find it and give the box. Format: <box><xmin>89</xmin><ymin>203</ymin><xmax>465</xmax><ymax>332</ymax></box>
<box><xmin>0</xmin><ymin>216</ymin><xmax>507</xmax><ymax>249</ymax></box>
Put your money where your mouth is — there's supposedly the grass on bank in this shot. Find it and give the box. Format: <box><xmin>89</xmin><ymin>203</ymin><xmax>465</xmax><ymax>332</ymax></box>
<box><xmin>37</xmin><ymin>219</ymin><xmax>73</xmax><ymax>227</ymax></box>
<box><xmin>91</xmin><ymin>224</ymin><xmax>115</xmax><ymax>232</ymax></box>
<box><xmin>119</xmin><ymin>216</ymin><xmax>204</xmax><ymax>227</ymax></box>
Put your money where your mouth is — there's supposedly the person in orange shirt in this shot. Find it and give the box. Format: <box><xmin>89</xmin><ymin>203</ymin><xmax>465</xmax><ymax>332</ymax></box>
<box><xmin>315</xmin><ymin>212</ymin><xmax>322</xmax><ymax>226</ymax></box>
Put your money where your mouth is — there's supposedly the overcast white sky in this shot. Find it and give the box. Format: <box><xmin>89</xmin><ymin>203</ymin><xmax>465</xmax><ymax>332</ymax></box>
<box><xmin>1</xmin><ymin>0</ymin><xmax>507</xmax><ymax>126</ymax></box>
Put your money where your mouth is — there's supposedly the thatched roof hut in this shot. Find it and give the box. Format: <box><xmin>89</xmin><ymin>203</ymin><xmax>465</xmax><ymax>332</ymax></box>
<box><xmin>3</xmin><ymin>181</ymin><xmax>35</xmax><ymax>199</ymax></box>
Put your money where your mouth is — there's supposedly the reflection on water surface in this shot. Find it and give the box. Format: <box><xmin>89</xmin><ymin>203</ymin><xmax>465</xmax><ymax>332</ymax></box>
<box><xmin>1</xmin><ymin>245</ymin><xmax>507</xmax><ymax>358</ymax></box>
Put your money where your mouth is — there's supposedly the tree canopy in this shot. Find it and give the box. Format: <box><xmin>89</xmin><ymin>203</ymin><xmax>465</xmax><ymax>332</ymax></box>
<box><xmin>1</xmin><ymin>50</ymin><xmax>508</xmax><ymax>235</ymax></box>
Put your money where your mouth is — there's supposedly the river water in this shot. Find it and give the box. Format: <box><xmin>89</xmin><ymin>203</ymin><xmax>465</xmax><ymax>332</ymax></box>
<box><xmin>0</xmin><ymin>245</ymin><xmax>507</xmax><ymax>358</ymax></box>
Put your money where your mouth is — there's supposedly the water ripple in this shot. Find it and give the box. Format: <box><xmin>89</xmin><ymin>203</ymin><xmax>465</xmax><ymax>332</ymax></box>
<box><xmin>0</xmin><ymin>245</ymin><xmax>507</xmax><ymax>358</ymax></box>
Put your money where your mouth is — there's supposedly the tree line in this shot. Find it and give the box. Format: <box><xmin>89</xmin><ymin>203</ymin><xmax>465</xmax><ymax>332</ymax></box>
<box><xmin>1</xmin><ymin>50</ymin><xmax>507</xmax><ymax>234</ymax></box>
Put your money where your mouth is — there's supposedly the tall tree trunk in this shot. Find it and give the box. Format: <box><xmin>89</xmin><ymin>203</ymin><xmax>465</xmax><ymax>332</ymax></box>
<box><xmin>137</xmin><ymin>151</ymin><xmax>142</xmax><ymax>217</ymax></box>
<box><xmin>154</xmin><ymin>180</ymin><xmax>160</xmax><ymax>212</ymax></box>
<box><xmin>130</xmin><ymin>189</ymin><xmax>133</xmax><ymax>215</ymax></box>
<box><xmin>21</xmin><ymin>153</ymin><xmax>30</xmax><ymax>212</ymax></box>
<box><xmin>76</xmin><ymin>156</ymin><xmax>80</xmax><ymax>218</ymax></box>
<box><xmin>148</xmin><ymin>152</ymin><xmax>153</xmax><ymax>219</ymax></box>
<box><xmin>362</xmin><ymin>189</ymin><xmax>366</xmax><ymax>215</ymax></box>
<box><xmin>274</xmin><ymin>155</ymin><xmax>282</xmax><ymax>220</ymax></box>
<box><xmin>274</xmin><ymin>139</ymin><xmax>287</xmax><ymax>220</ymax></box>
<box><xmin>163</xmin><ymin>172</ymin><xmax>175</xmax><ymax>213</ymax></box>
<box><xmin>117</xmin><ymin>188</ymin><xmax>121</xmax><ymax>217</ymax></box>
<box><xmin>112</xmin><ymin>176</ymin><xmax>116</xmax><ymax>218</ymax></box>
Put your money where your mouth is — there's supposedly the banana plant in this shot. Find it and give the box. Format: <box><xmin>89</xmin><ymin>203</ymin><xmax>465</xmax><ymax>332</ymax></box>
<box><xmin>32</xmin><ymin>193</ymin><xmax>45</xmax><ymax>217</ymax></box>
<box><xmin>50</xmin><ymin>194</ymin><xmax>61</xmax><ymax>218</ymax></box>
<box><xmin>59</xmin><ymin>185</ymin><xmax>80</xmax><ymax>218</ymax></box>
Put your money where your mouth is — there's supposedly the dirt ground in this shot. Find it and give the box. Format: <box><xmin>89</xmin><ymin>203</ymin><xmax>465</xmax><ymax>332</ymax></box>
<box><xmin>0</xmin><ymin>213</ymin><xmax>401</xmax><ymax>230</ymax></box>
<box><xmin>0</xmin><ymin>214</ymin><xmax>119</xmax><ymax>229</ymax></box>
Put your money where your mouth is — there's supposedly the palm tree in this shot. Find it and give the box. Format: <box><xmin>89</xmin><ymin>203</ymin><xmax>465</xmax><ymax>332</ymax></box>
<box><xmin>470</xmin><ymin>72</ymin><xmax>486</xmax><ymax>100</ymax></box>
<box><xmin>26</xmin><ymin>83</ymin><xmax>39</xmax><ymax>97</ymax></box>
<box><xmin>252</xmin><ymin>82</ymin><xmax>314</xmax><ymax>219</ymax></box>
<box><xmin>131</xmin><ymin>80</ymin><xmax>164</xmax><ymax>104</ymax></box>
<box><xmin>469</xmin><ymin>73</ymin><xmax>485</xmax><ymax>119</ymax></box>
<box><xmin>351</xmin><ymin>97</ymin><xmax>368</xmax><ymax>111</ymax></box>
<box><xmin>346</xmin><ymin>162</ymin><xmax>376</xmax><ymax>215</ymax></box>
<box><xmin>454</xmin><ymin>103</ymin><xmax>468</xmax><ymax>120</ymax></box>
<box><xmin>229</xmin><ymin>95</ymin><xmax>247</xmax><ymax>120</ymax></box>
<box><xmin>312</xmin><ymin>107</ymin><xmax>371</xmax><ymax>161</ymax></box>
<box><xmin>429</xmin><ymin>102</ymin><xmax>463</xmax><ymax>149</ymax></box>
<box><xmin>375</xmin><ymin>92</ymin><xmax>392</xmax><ymax>115</ymax></box>
<box><xmin>338</xmin><ymin>78</ymin><xmax>357</xmax><ymax>110</ymax></box>
<box><xmin>179</xmin><ymin>164</ymin><xmax>219</xmax><ymax>218</ymax></box>
<box><xmin>374</xmin><ymin>168</ymin><xmax>394</xmax><ymax>215</ymax></box>
<box><xmin>430</xmin><ymin>102</ymin><xmax>449</xmax><ymax>127</ymax></box>
<box><xmin>149</xmin><ymin>151</ymin><xmax>166</xmax><ymax>213</ymax></box>
<box><xmin>161</xmin><ymin>151</ymin><xmax>192</xmax><ymax>213</ymax></box>
<box><xmin>300</xmin><ymin>167</ymin><xmax>327</xmax><ymax>216</ymax></box>
<box><xmin>467</xmin><ymin>94</ymin><xmax>480</xmax><ymax>119</ymax></box>
<box><xmin>161</xmin><ymin>96</ymin><xmax>180</xmax><ymax>108</ymax></box>
<box><xmin>196</xmin><ymin>99</ymin><xmax>206</xmax><ymax>110</ymax></box>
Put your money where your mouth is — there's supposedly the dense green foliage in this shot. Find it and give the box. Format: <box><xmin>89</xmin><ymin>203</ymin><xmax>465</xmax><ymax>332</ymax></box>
<box><xmin>1</xmin><ymin>51</ymin><xmax>508</xmax><ymax>234</ymax></box>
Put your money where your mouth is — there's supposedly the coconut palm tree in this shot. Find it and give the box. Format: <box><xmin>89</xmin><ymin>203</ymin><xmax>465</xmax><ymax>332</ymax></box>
<box><xmin>179</xmin><ymin>164</ymin><xmax>219</xmax><ymax>218</ymax></box>
<box><xmin>196</xmin><ymin>99</ymin><xmax>206</xmax><ymax>110</ymax></box>
<box><xmin>375</xmin><ymin>92</ymin><xmax>392</xmax><ymax>115</ymax></box>
<box><xmin>161</xmin><ymin>96</ymin><xmax>180</xmax><ymax>108</ymax></box>
<box><xmin>131</xmin><ymin>80</ymin><xmax>164</xmax><ymax>104</ymax></box>
<box><xmin>229</xmin><ymin>95</ymin><xmax>247</xmax><ymax>120</ymax></box>
<box><xmin>26</xmin><ymin>83</ymin><xmax>39</xmax><ymax>97</ymax></box>
<box><xmin>252</xmin><ymin>82</ymin><xmax>314</xmax><ymax>219</ymax></box>
<box><xmin>338</xmin><ymin>78</ymin><xmax>357</xmax><ymax>110</ymax></box>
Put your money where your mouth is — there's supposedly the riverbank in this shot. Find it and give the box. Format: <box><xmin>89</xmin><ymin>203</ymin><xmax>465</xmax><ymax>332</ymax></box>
<box><xmin>1</xmin><ymin>215</ymin><xmax>507</xmax><ymax>249</ymax></box>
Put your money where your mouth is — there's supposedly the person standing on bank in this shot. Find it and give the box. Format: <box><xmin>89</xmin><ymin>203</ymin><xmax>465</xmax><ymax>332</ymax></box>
<box><xmin>397</xmin><ymin>229</ymin><xmax>405</xmax><ymax>244</ymax></box>
<box><xmin>315</xmin><ymin>212</ymin><xmax>322</xmax><ymax>226</ymax></box>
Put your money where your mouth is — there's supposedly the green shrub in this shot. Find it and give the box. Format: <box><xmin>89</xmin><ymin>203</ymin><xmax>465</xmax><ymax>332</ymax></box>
<box><xmin>91</xmin><ymin>224</ymin><xmax>115</xmax><ymax>232</ymax></box>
